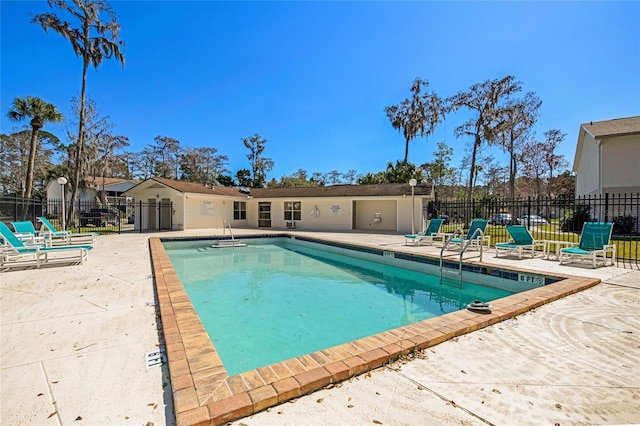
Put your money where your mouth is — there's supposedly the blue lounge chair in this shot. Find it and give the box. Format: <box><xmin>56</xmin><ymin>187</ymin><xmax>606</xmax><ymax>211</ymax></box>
<box><xmin>495</xmin><ymin>225</ymin><xmax>544</xmax><ymax>259</ymax></box>
<box><xmin>0</xmin><ymin>222</ymin><xmax>92</xmax><ymax>270</ymax></box>
<box><xmin>446</xmin><ymin>219</ymin><xmax>490</xmax><ymax>251</ymax></box>
<box><xmin>37</xmin><ymin>216</ymin><xmax>98</xmax><ymax>244</ymax></box>
<box><xmin>559</xmin><ymin>222</ymin><xmax>615</xmax><ymax>268</ymax></box>
<box><xmin>9</xmin><ymin>221</ymin><xmax>47</xmax><ymax>245</ymax></box>
<box><xmin>405</xmin><ymin>218</ymin><xmax>445</xmax><ymax>246</ymax></box>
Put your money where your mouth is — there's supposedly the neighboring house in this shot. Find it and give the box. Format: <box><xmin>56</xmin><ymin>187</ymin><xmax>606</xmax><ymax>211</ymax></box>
<box><xmin>573</xmin><ymin>116</ymin><xmax>640</xmax><ymax>197</ymax></box>
<box><xmin>123</xmin><ymin>177</ymin><xmax>433</xmax><ymax>233</ymax></box>
<box><xmin>45</xmin><ymin>177</ymin><xmax>138</xmax><ymax>215</ymax></box>
<box><xmin>46</xmin><ymin>177</ymin><xmax>139</xmax><ymax>203</ymax></box>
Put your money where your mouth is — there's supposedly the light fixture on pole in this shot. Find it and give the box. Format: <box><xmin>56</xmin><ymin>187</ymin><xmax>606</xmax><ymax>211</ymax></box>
<box><xmin>57</xmin><ymin>177</ymin><xmax>68</xmax><ymax>231</ymax></box>
<box><xmin>409</xmin><ymin>178</ymin><xmax>417</xmax><ymax>235</ymax></box>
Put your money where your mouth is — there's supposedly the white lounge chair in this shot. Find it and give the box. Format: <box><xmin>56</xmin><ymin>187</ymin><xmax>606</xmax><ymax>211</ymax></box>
<box><xmin>446</xmin><ymin>219</ymin><xmax>490</xmax><ymax>251</ymax></box>
<box><xmin>559</xmin><ymin>222</ymin><xmax>616</xmax><ymax>268</ymax></box>
<box><xmin>37</xmin><ymin>216</ymin><xmax>98</xmax><ymax>244</ymax></box>
<box><xmin>495</xmin><ymin>225</ymin><xmax>544</xmax><ymax>259</ymax></box>
<box><xmin>0</xmin><ymin>222</ymin><xmax>92</xmax><ymax>270</ymax></box>
<box><xmin>404</xmin><ymin>218</ymin><xmax>445</xmax><ymax>246</ymax></box>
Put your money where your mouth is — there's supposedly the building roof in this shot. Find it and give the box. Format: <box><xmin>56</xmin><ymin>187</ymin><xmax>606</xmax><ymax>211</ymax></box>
<box><xmin>250</xmin><ymin>183</ymin><xmax>432</xmax><ymax>198</ymax></box>
<box><xmin>581</xmin><ymin>116</ymin><xmax>640</xmax><ymax>139</ymax></box>
<box><xmin>87</xmin><ymin>177</ymin><xmax>137</xmax><ymax>186</ymax></box>
<box><xmin>574</xmin><ymin>115</ymin><xmax>640</xmax><ymax>173</ymax></box>
<box><xmin>125</xmin><ymin>178</ymin><xmax>433</xmax><ymax>198</ymax></box>
<box><xmin>136</xmin><ymin>177</ymin><xmax>246</xmax><ymax>197</ymax></box>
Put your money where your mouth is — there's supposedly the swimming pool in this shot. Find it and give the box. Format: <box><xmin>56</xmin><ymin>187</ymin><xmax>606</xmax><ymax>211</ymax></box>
<box><xmin>163</xmin><ymin>239</ymin><xmax>515</xmax><ymax>376</ymax></box>
<box><xmin>149</xmin><ymin>233</ymin><xmax>600</xmax><ymax>425</ymax></box>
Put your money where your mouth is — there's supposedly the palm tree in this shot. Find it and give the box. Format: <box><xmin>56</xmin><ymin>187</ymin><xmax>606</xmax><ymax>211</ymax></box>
<box><xmin>7</xmin><ymin>96</ymin><xmax>63</xmax><ymax>198</ymax></box>
<box><xmin>32</xmin><ymin>0</ymin><xmax>125</xmax><ymax>223</ymax></box>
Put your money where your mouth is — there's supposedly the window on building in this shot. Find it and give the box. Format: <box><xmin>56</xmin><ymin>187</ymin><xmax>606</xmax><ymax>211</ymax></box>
<box><xmin>284</xmin><ymin>201</ymin><xmax>301</xmax><ymax>221</ymax></box>
<box><xmin>234</xmin><ymin>201</ymin><xmax>246</xmax><ymax>220</ymax></box>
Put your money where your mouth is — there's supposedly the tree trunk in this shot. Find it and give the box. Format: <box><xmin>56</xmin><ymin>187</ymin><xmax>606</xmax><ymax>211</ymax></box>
<box><xmin>509</xmin><ymin>154</ymin><xmax>516</xmax><ymax>199</ymax></box>
<box><xmin>24</xmin><ymin>124</ymin><xmax>41</xmax><ymax>198</ymax></box>
<box><xmin>466</xmin><ymin>134</ymin><xmax>481</xmax><ymax>206</ymax></box>
<box><xmin>69</xmin><ymin>59</ymin><xmax>89</xmax><ymax>226</ymax></box>
<box><xmin>403</xmin><ymin>137</ymin><xmax>409</xmax><ymax>163</ymax></box>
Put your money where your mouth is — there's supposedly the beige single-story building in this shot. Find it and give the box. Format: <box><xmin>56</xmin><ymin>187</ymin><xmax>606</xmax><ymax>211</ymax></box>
<box><xmin>123</xmin><ymin>177</ymin><xmax>433</xmax><ymax>234</ymax></box>
<box><xmin>574</xmin><ymin>116</ymin><xmax>640</xmax><ymax>197</ymax></box>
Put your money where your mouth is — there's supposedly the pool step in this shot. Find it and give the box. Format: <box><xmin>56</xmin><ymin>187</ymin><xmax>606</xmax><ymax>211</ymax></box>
<box><xmin>213</xmin><ymin>239</ymin><xmax>247</xmax><ymax>248</ymax></box>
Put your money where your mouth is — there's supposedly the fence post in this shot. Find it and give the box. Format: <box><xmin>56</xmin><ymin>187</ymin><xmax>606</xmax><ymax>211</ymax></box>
<box><xmin>472</xmin><ymin>198</ymin><xmax>476</xmax><ymax>223</ymax></box>
<box><xmin>527</xmin><ymin>196</ymin><xmax>532</xmax><ymax>228</ymax></box>
<box><xmin>604</xmin><ymin>193</ymin><xmax>609</xmax><ymax>223</ymax></box>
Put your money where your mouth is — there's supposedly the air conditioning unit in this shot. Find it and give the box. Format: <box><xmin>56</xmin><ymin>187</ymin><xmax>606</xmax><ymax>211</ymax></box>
<box><xmin>286</xmin><ymin>221</ymin><xmax>296</xmax><ymax>229</ymax></box>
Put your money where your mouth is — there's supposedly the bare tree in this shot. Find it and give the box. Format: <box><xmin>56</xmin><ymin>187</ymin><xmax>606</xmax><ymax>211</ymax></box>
<box><xmin>448</xmin><ymin>76</ymin><xmax>522</xmax><ymax>205</ymax></box>
<box><xmin>384</xmin><ymin>78</ymin><xmax>446</xmax><ymax>163</ymax></box>
<box><xmin>152</xmin><ymin>135</ymin><xmax>181</xmax><ymax>179</ymax></box>
<box><xmin>179</xmin><ymin>147</ymin><xmax>229</xmax><ymax>186</ymax></box>
<box><xmin>307</xmin><ymin>172</ymin><xmax>324</xmax><ymax>186</ymax></box>
<box><xmin>421</xmin><ymin>140</ymin><xmax>454</xmax><ymax>188</ymax></box>
<box><xmin>327</xmin><ymin>170</ymin><xmax>342</xmax><ymax>185</ymax></box>
<box><xmin>0</xmin><ymin>129</ymin><xmax>57</xmax><ymax>196</ymax></box>
<box><xmin>521</xmin><ymin>138</ymin><xmax>547</xmax><ymax>196</ymax></box>
<box><xmin>495</xmin><ymin>92</ymin><xmax>541</xmax><ymax>198</ymax></box>
<box><xmin>138</xmin><ymin>148</ymin><xmax>157</xmax><ymax>180</ymax></box>
<box><xmin>343</xmin><ymin>169</ymin><xmax>358</xmax><ymax>184</ymax></box>
<box><xmin>242</xmin><ymin>133</ymin><xmax>273</xmax><ymax>187</ymax></box>
<box><xmin>481</xmin><ymin>157</ymin><xmax>509</xmax><ymax>197</ymax></box>
<box><xmin>541</xmin><ymin>129</ymin><xmax>568</xmax><ymax>195</ymax></box>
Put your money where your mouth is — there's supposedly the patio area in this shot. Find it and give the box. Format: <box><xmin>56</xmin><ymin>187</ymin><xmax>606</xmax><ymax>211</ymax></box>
<box><xmin>1</xmin><ymin>229</ymin><xmax>638</xmax><ymax>425</ymax></box>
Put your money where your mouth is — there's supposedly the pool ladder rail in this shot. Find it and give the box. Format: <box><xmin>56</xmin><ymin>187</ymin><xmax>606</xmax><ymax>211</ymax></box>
<box><xmin>213</xmin><ymin>219</ymin><xmax>247</xmax><ymax>248</ymax></box>
<box><xmin>439</xmin><ymin>227</ymin><xmax>485</xmax><ymax>285</ymax></box>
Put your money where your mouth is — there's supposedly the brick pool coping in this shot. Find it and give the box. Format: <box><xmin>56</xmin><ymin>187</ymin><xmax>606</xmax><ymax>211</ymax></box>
<box><xmin>149</xmin><ymin>236</ymin><xmax>601</xmax><ymax>426</ymax></box>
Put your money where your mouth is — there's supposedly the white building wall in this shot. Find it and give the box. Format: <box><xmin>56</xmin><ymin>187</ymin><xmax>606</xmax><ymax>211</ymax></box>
<box><xmin>576</xmin><ymin>133</ymin><xmax>601</xmax><ymax>196</ymax></box>
<box><xmin>355</xmin><ymin>200</ymin><xmax>397</xmax><ymax>232</ymax></box>
<box><xmin>183</xmin><ymin>194</ymin><xmax>235</xmax><ymax>230</ymax></box>
<box><xmin>396</xmin><ymin>196</ymin><xmax>425</xmax><ymax>234</ymax></box>
<box><xmin>176</xmin><ymin>193</ymin><xmax>185</xmax><ymax>230</ymax></box>
<box><xmin>601</xmin><ymin>135</ymin><xmax>640</xmax><ymax>194</ymax></box>
<box><xmin>246</xmin><ymin>198</ymin><xmax>354</xmax><ymax>231</ymax></box>
<box><xmin>292</xmin><ymin>198</ymin><xmax>352</xmax><ymax>231</ymax></box>
<box><xmin>135</xmin><ymin>187</ymin><xmax>179</xmax><ymax>230</ymax></box>
<box><xmin>244</xmin><ymin>196</ymin><xmax>421</xmax><ymax>232</ymax></box>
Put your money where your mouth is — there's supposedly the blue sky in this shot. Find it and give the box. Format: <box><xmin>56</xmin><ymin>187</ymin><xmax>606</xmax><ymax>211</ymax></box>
<box><xmin>1</xmin><ymin>1</ymin><xmax>639</xmax><ymax>182</ymax></box>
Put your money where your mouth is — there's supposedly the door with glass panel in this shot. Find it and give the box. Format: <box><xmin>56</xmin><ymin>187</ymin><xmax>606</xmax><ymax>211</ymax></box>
<box><xmin>258</xmin><ymin>202</ymin><xmax>271</xmax><ymax>228</ymax></box>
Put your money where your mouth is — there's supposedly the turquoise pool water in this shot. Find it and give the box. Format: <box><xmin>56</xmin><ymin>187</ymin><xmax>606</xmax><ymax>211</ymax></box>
<box><xmin>163</xmin><ymin>239</ymin><xmax>514</xmax><ymax>376</ymax></box>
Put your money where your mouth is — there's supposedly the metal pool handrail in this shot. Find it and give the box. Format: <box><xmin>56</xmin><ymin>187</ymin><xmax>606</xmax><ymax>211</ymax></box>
<box><xmin>439</xmin><ymin>227</ymin><xmax>485</xmax><ymax>285</ymax></box>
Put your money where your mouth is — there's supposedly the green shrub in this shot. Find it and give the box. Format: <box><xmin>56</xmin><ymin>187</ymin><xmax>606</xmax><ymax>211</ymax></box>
<box><xmin>613</xmin><ymin>215</ymin><xmax>637</xmax><ymax>235</ymax></box>
<box><xmin>560</xmin><ymin>204</ymin><xmax>591</xmax><ymax>233</ymax></box>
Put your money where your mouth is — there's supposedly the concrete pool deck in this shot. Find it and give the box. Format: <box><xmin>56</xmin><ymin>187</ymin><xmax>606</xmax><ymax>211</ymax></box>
<box><xmin>1</xmin><ymin>228</ymin><xmax>639</xmax><ymax>425</ymax></box>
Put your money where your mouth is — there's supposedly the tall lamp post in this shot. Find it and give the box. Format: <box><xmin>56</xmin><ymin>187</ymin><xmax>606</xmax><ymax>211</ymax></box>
<box><xmin>409</xmin><ymin>179</ymin><xmax>417</xmax><ymax>234</ymax></box>
<box><xmin>57</xmin><ymin>177</ymin><xmax>68</xmax><ymax>231</ymax></box>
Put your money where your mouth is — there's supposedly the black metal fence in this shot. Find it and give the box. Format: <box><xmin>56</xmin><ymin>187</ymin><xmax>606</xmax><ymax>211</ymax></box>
<box><xmin>427</xmin><ymin>193</ymin><xmax>639</xmax><ymax>268</ymax></box>
<box><xmin>2</xmin><ymin>193</ymin><xmax>638</xmax><ymax>267</ymax></box>
<box><xmin>0</xmin><ymin>196</ymin><xmax>173</xmax><ymax>234</ymax></box>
